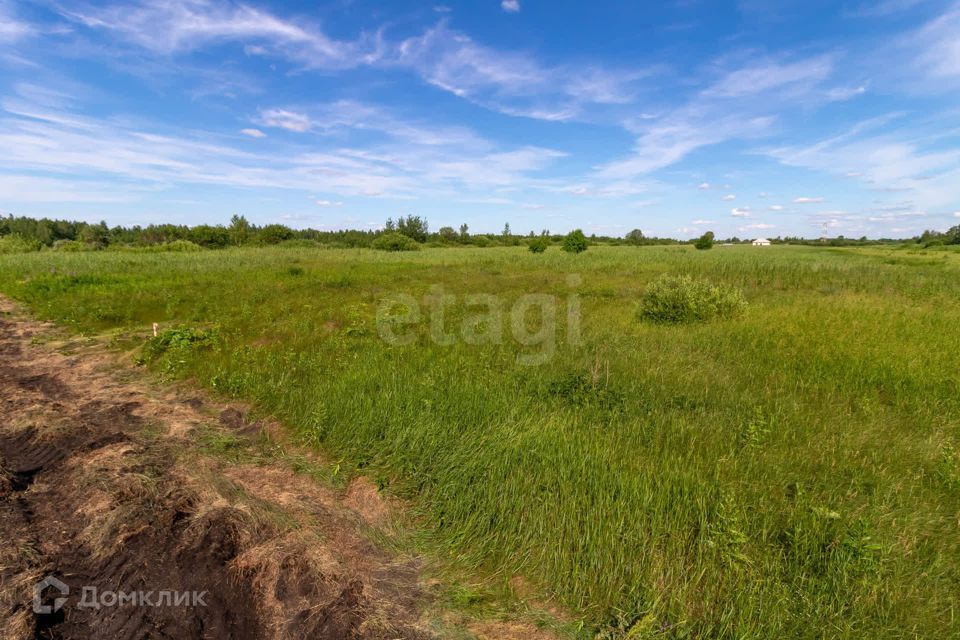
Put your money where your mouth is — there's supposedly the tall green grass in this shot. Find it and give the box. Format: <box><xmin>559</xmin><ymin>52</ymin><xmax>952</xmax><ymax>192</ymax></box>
<box><xmin>1</xmin><ymin>244</ymin><xmax>959</xmax><ymax>637</ymax></box>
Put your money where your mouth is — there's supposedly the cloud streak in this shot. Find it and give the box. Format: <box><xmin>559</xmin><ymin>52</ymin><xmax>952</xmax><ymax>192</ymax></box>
<box><xmin>0</xmin><ymin>92</ymin><xmax>566</xmax><ymax>203</ymax></box>
<box><xmin>57</xmin><ymin>0</ymin><xmax>381</xmax><ymax>68</ymax></box>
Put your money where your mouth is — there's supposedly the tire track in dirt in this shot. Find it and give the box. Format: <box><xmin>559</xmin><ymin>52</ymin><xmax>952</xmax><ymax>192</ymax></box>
<box><xmin>0</xmin><ymin>299</ymin><xmax>442</xmax><ymax>640</ymax></box>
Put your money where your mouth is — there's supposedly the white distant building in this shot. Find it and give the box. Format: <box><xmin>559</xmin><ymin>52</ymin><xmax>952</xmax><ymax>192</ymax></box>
<box><xmin>752</xmin><ymin>238</ymin><xmax>771</xmax><ymax>246</ymax></box>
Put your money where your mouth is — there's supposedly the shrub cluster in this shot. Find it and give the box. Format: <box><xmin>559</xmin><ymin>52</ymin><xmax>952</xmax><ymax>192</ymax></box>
<box><xmin>0</xmin><ymin>234</ymin><xmax>42</xmax><ymax>254</ymax></box>
<box><xmin>562</xmin><ymin>229</ymin><xmax>588</xmax><ymax>253</ymax></box>
<box><xmin>372</xmin><ymin>232</ymin><xmax>421</xmax><ymax>252</ymax></box>
<box><xmin>640</xmin><ymin>274</ymin><xmax>746</xmax><ymax>323</ymax></box>
<box><xmin>138</xmin><ymin>240</ymin><xmax>203</xmax><ymax>253</ymax></box>
<box><xmin>141</xmin><ymin>326</ymin><xmax>220</xmax><ymax>365</ymax></box>
<box><xmin>527</xmin><ymin>237</ymin><xmax>549</xmax><ymax>253</ymax></box>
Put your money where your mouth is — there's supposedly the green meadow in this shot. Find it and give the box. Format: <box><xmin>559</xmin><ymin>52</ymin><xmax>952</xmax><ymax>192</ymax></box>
<box><xmin>2</xmin><ymin>244</ymin><xmax>959</xmax><ymax>638</ymax></box>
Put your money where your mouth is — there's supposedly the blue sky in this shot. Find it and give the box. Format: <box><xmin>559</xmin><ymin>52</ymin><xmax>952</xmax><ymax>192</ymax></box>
<box><xmin>1</xmin><ymin>0</ymin><xmax>959</xmax><ymax>238</ymax></box>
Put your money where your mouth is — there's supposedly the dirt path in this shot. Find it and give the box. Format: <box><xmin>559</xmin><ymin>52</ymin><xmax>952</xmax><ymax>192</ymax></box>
<box><xmin>0</xmin><ymin>298</ymin><xmax>524</xmax><ymax>640</ymax></box>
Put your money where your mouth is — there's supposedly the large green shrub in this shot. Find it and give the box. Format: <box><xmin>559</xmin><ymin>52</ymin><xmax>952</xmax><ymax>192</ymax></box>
<box><xmin>372</xmin><ymin>232</ymin><xmax>421</xmax><ymax>252</ymax></box>
<box><xmin>0</xmin><ymin>234</ymin><xmax>42</xmax><ymax>254</ymax></box>
<box><xmin>52</xmin><ymin>239</ymin><xmax>91</xmax><ymax>252</ymax></box>
<box><xmin>153</xmin><ymin>240</ymin><xmax>204</xmax><ymax>252</ymax></box>
<box><xmin>640</xmin><ymin>274</ymin><xmax>746</xmax><ymax>323</ymax></box>
<box><xmin>562</xmin><ymin>229</ymin><xmax>588</xmax><ymax>253</ymax></box>
<box><xmin>695</xmin><ymin>231</ymin><xmax>715</xmax><ymax>250</ymax></box>
<box><xmin>188</xmin><ymin>224</ymin><xmax>230</xmax><ymax>248</ymax></box>
<box><xmin>527</xmin><ymin>237</ymin><xmax>549</xmax><ymax>253</ymax></box>
<box><xmin>258</xmin><ymin>224</ymin><xmax>295</xmax><ymax>245</ymax></box>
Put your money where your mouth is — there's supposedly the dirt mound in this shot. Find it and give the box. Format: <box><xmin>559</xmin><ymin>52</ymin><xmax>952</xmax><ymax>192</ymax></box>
<box><xmin>0</xmin><ymin>301</ymin><xmax>439</xmax><ymax>640</ymax></box>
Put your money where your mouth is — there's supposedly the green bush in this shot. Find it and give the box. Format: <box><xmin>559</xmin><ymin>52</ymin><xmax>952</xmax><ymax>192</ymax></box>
<box><xmin>140</xmin><ymin>327</ymin><xmax>220</xmax><ymax>376</ymax></box>
<box><xmin>372</xmin><ymin>232</ymin><xmax>421</xmax><ymax>252</ymax></box>
<box><xmin>132</xmin><ymin>240</ymin><xmax>203</xmax><ymax>252</ymax></box>
<box><xmin>188</xmin><ymin>224</ymin><xmax>230</xmax><ymax>248</ymax></box>
<box><xmin>0</xmin><ymin>234</ymin><xmax>42</xmax><ymax>254</ymax></box>
<box><xmin>258</xmin><ymin>224</ymin><xmax>295</xmax><ymax>245</ymax></box>
<box><xmin>640</xmin><ymin>274</ymin><xmax>746</xmax><ymax>323</ymax></box>
<box><xmin>562</xmin><ymin>229</ymin><xmax>588</xmax><ymax>253</ymax></box>
<box><xmin>695</xmin><ymin>231</ymin><xmax>715</xmax><ymax>250</ymax></box>
<box><xmin>527</xmin><ymin>237</ymin><xmax>549</xmax><ymax>253</ymax></box>
<box><xmin>52</xmin><ymin>239</ymin><xmax>91</xmax><ymax>252</ymax></box>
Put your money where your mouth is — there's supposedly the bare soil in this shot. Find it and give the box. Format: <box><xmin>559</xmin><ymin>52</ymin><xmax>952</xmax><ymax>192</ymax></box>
<box><xmin>0</xmin><ymin>298</ymin><xmax>483</xmax><ymax>640</ymax></box>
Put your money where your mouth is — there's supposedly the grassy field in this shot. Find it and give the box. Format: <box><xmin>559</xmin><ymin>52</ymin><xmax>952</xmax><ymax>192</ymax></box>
<box><xmin>1</xmin><ymin>243</ymin><xmax>959</xmax><ymax>638</ymax></box>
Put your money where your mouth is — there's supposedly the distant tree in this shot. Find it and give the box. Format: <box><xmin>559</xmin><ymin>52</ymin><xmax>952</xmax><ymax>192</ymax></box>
<box><xmin>459</xmin><ymin>223</ymin><xmax>469</xmax><ymax>238</ymax></box>
<box><xmin>189</xmin><ymin>224</ymin><xmax>230</xmax><ymax>248</ymax></box>
<box><xmin>541</xmin><ymin>229</ymin><xmax>550</xmax><ymax>237</ymax></box>
<box><xmin>229</xmin><ymin>214</ymin><xmax>252</xmax><ymax>246</ymax></box>
<box><xmin>258</xmin><ymin>224</ymin><xmax>295</xmax><ymax>245</ymax></box>
<box><xmin>385</xmin><ymin>217</ymin><xmax>396</xmax><ymax>232</ymax></box>
<box><xmin>79</xmin><ymin>221</ymin><xmax>109</xmax><ymax>248</ymax></box>
<box><xmin>438</xmin><ymin>226</ymin><xmax>457</xmax><ymax>241</ymax></box>
<box><xmin>502</xmin><ymin>222</ymin><xmax>511</xmax><ymax>238</ymax></box>
<box><xmin>561</xmin><ymin>229</ymin><xmax>588</xmax><ymax>254</ymax></box>
<box><xmin>625</xmin><ymin>229</ymin><xmax>645</xmax><ymax>245</ymax></box>
<box><xmin>528</xmin><ymin>237</ymin><xmax>549</xmax><ymax>253</ymax></box>
<box><xmin>947</xmin><ymin>225</ymin><xmax>960</xmax><ymax>245</ymax></box>
<box><xmin>694</xmin><ymin>231</ymin><xmax>715</xmax><ymax>250</ymax></box>
<box><xmin>396</xmin><ymin>215</ymin><xmax>428</xmax><ymax>243</ymax></box>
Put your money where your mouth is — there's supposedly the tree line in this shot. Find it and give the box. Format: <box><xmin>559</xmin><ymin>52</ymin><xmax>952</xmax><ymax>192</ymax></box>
<box><xmin>1</xmin><ymin>213</ymin><xmax>955</xmax><ymax>253</ymax></box>
<box><xmin>0</xmin><ymin>213</ymin><xmax>677</xmax><ymax>251</ymax></box>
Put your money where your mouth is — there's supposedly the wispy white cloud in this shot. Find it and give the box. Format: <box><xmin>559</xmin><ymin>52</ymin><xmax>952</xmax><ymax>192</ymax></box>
<box><xmin>395</xmin><ymin>23</ymin><xmax>647</xmax><ymax>120</ymax></box>
<box><xmin>767</xmin><ymin>114</ymin><xmax>960</xmax><ymax>209</ymax></box>
<box><xmin>698</xmin><ymin>182</ymin><xmax>711</xmax><ymax>189</ymax></box>
<box><xmin>0</xmin><ymin>14</ymin><xmax>33</xmax><ymax>43</ymax></box>
<box><xmin>53</xmin><ymin>2</ymin><xmax>651</xmax><ymax>123</ymax></box>
<box><xmin>597</xmin><ymin>49</ymin><xmax>840</xmax><ymax>178</ymax></box>
<box><xmin>259</xmin><ymin>108</ymin><xmax>312</xmax><ymax>132</ymax></box>
<box><xmin>240</xmin><ymin>128</ymin><xmax>265</xmax><ymax>138</ymax></box>
<box><xmin>0</xmin><ymin>91</ymin><xmax>566</xmax><ymax>203</ymax></box>
<box><xmin>909</xmin><ymin>2</ymin><xmax>960</xmax><ymax>81</ymax></box>
<box><xmin>597</xmin><ymin>114</ymin><xmax>775</xmax><ymax>178</ymax></box>
<box><xmin>731</xmin><ymin>207</ymin><xmax>752</xmax><ymax>217</ymax></box>
<box><xmin>867</xmin><ymin>212</ymin><xmax>926</xmax><ymax>222</ymax></box>
<box><xmin>0</xmin><ymin>174</ymin><xmax>144</xmax><ymax>202</ymax></box>
<box><xmin>846</xmin><ymin>0</ymin><xmax>926</xmax><ymax>17</ymax></box>
<box><xmin>793</xmin><ymin>196</ymin><xmax>825</xmax><ymax>203</ymax></box>
<box><xmin>501</xmin><ymin>0</ymin><xmax>521</xmax><ymax>13</ymax></box>
<box><xmin>722</xmin><ymin>194</ymin><xmax>736</xmax><ymax>200</ymax></box>
<box><xmin>56</xmin><ymin>0</ymin><xmax>382</xmax><ymax>68</ymax></box>
<box><xmin>257</xmin><ymin>100</ymin><xmax>489</xmax><ymax>150</ymax></box>
<box><xmin>825</xmin><ymin>85</ymin><xmax>867</xmax><ymax>101</ymax></box>
<box><xmin>315</xmin><ymin>199</ymin><xmax>342</xmax><ymax>207</ymax></box>
<box><xmin>703</xmin><ymin>55</ymin><xmax>833</xmax><ymax>98</ymax></box>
